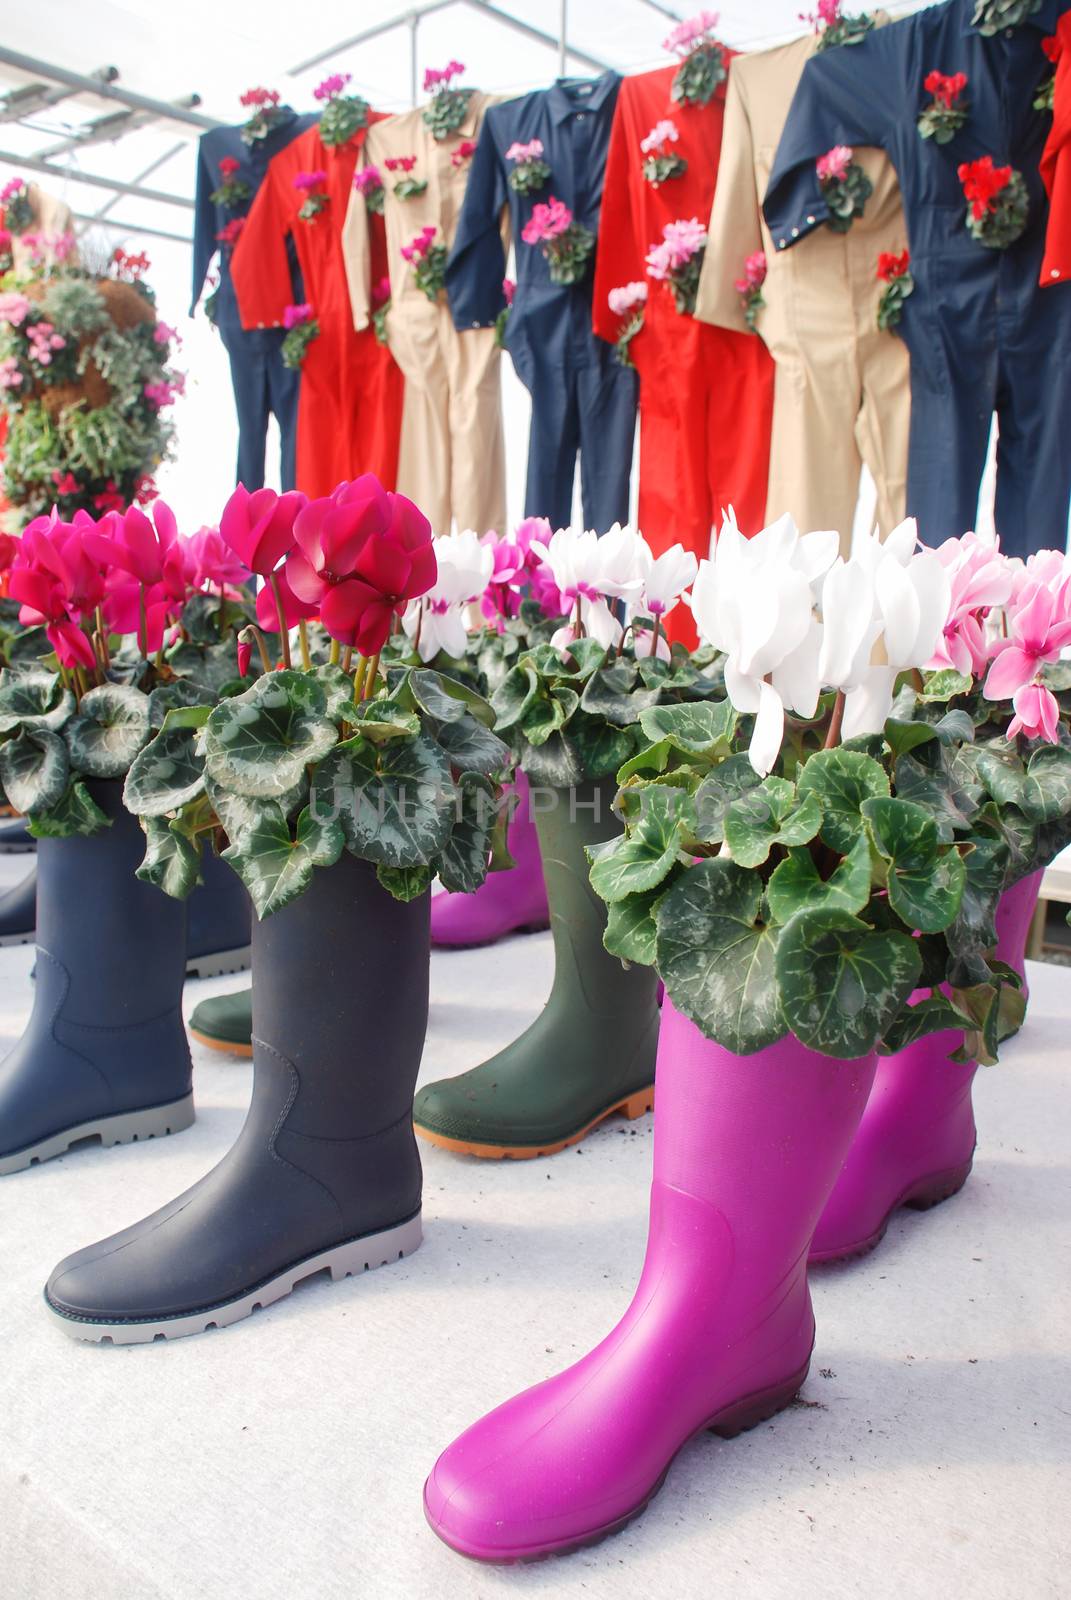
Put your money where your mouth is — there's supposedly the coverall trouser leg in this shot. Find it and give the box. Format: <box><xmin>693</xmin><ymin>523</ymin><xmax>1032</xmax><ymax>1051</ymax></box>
<box><xmin>576</xmin><ymin>350</ymin><xmax>637</xmax><ymax>535</ymax></box>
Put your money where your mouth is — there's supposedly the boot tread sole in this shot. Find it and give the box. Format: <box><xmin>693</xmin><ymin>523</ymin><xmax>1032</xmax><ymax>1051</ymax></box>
<box><xmin>809</xmin><ymin>1156</ymin><xmax>974</xmax><ymax>1265</ymax></box>
<box><xmin>415</xmin><ymin>1086</ymin><xmax>655</xmax><ymax>1160</ymax></box>
<box><xmin>0</xmin><ymin>1093</ymin><xmax>195</xmax><ymax>1177</ymax></box>
<box><xmin>188</xmin><ymin>1025</ymin><xmax>254</xmax><ymax>1058</ymax></box>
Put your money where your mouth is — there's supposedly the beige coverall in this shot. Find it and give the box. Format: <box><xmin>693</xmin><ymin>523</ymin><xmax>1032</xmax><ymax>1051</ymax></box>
<box><xmin>12</xmin><ymin>185</ymin><xmax>77</xmax><ymax>272</ymax></box>
<box><xmin>342</xmin><ymin>96</ymin><xmax>506</xmax><ymax>535</ymax></box>
<box><xmin>695</xmin><ymin>32</ymin><xmax>911</xmax><ymax>544</ymax></box>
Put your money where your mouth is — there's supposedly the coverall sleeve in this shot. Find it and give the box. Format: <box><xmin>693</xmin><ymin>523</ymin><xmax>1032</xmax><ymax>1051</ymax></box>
<box><xmin>1041</xmin><ymin>15</ymin><xmax>1071</xmax><ymax>286</ymax></box>
<box><xmin>230</xmin><ymin>164</ymin><xmax>293</xmax><ymax>329</ymax></box>
<box><xmin>341</xmin><ymin>180</ymin><xmax>372</xmax><ymax>332</ymax></box>
<box><xmin>592</xmin><ymin>88</ymin><xmax>644</xmax><ymax>344</ymax></box>
<box><xmin>695</xmin><ymin>62</ymin><xmax>759</xmax><ymax>334</ymax></box>
<box><xmin>190</xmin><ymin>136</ymin><xmax>216</xmax><ymax>315</ymax></box>
<box><xmin>445</xmin><ymin>114</ymin><xmax>510</xmax><ymax>330</ymax></box>
<box><xmin>763</xmin><ymin>29</ymin><xmax>901</xmax><ymax>250</ymax></box>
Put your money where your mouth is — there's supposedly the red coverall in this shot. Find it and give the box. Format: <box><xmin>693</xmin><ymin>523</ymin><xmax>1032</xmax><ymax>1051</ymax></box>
<box><xmin>231</xmin><ymin>120</ymin><xmax>403</xmax><ymax>497</ymax></box>
<box><xmin>1041</xmin><ymin>12</ymin><xmax>1071</xmax><ymax>288</ymax></box>
<box><xmin>592</xmin><ymin>61</ymin><xmax>774</xmax><ymax>648</ymax></box>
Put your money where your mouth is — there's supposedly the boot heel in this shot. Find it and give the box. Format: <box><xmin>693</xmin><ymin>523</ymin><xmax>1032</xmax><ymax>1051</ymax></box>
<box><xmin>706</xmin><ymin>1360</ymin><xmax>811</xmax><ymax>1440</ymax></box>
<box><xmin>101</xmin><ymin>1093</ymin><xmax>196</xmax><ymax>1148</ymax></box>
<box><xmin>620</xmin><ymin>1088</ymin><xmax>654</xmax><ymax>1121</ymax></box>
<box><xmin>903</xmin><ymin>1158</ymin><xmax>973</xmax><ymax>1212</ymax></box>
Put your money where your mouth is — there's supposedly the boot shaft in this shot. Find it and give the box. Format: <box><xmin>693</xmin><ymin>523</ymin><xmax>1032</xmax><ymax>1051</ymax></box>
<box><xmin>994</xmin><ymin>869</ymin><xmax>1044</xmax><ymax>979</ymax></box>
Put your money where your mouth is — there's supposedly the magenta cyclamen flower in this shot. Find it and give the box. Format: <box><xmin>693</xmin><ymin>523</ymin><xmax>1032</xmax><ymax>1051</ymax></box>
<box><xmin>400</xmin><ymin>225</ymin><xmax>437</xmax><ymax>262</ymax></box>
<box><xmin>521</xmin><ymin>197</ymin><xmax>573</xmax><ymax>245</ymax></box>
<box><xmin>293</xmin><ymin>170</ymin><xmax>328</xmax><ymax>193</ymax></box>
<box><xmin>502</xmin><ymin>277</ymin><xmax>516</xmax><ymax>305</ymax></box>
<box><xmin>354</xmin><ymin>165</ymin><xmax>383</xmax><ymax>194</ymax></box>
<box><xmin>733</xmin><ymin>251</ymin><xmax>767</xmax><ymax>293</ymax></box>
<box><xmin>283</xmin><ymin>303</ymin><xmax>314</xmax><ymax>330</ymax></box>
<box><xmin>817</xmin><ymin>145</ymin><xmax>853</xmax><ymax>183</ymax></box>
<box><xmin>314</xmin><ymin>72</ymin><xmax>351</xmax><ymax>101</ymax></box>
<box><xmin>0</xmin><ymin>177</ymin><xmax>26</xmax><ymax>204</ymax></box>
<box><xmin>424</xmin><ymin>59</ymin><xmax>464</xmax><ymax>92</ymax></box>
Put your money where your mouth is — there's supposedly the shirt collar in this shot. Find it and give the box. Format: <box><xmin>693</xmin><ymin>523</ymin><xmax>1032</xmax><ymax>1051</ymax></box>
<box><xmin>547</xmin><ymin>71</ymin><xmax>620</xmax><ymax>125</ymax></box>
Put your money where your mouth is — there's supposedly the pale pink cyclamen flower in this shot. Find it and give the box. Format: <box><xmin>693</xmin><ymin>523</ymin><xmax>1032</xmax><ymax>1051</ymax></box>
<box><xmin>663</xmin><ymin>11</ymin><xmax>720</xmax><ymax>54</ymax></box>
<box><xmin>505</xmin><ymin>138</ymin><xmax>544</xmax><ymax>162</ymax></box>
<box><xmin>521</xmin><ymin>197</ymin><xmax>573</xmax><ymax>244</ymax></box>
<box><xmin>983</xmin><ymin>571</ymin><xmax>1071</xmax><ymax>742</ymax></box>
<box><xmin>608</xmin><ymin>280</ymin><xmax>648</xmax><ymax>317</ymax></box>
<box><xmin>925</xmin><ymin>531</ymin><xmax>1014</xmax><ymax>678</ymax></box>
<box><xmin>0</xmin><ymin>356</ymin><xmax>23</xmax><ymax>389</ymax></box>
<box><xmin>645</xmin><ymin>217</ymin><xmax>707</xmax><ymax>279</ymax></box>
<box><xmin>817</xmin><ymin>145</ymin><xmax>853</xmax><ymax>183</ymax></box>
<box><xmin>640</xmin><ymin>119</ymin><xmax>680</xmax><ymax>154</ymax></box>
<box><xmin>0</xmin><ymin>292</ymin><xmax>31</xmax><ymax>327</ymax></box>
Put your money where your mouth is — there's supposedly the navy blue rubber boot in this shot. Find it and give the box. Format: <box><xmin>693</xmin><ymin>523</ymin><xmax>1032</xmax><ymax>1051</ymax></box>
<box><xmin>0</xmin><ymin>816</ymin><xmax>35</xmax><ymax>853</ymax></box>
<box><xmin>0</xmin><ymin>783</ymin><xmax>193</xmax><ymax>1176</ymax></box>
<box><xmin>0</xmin><ymin>867</ymin><xmax>36</xmax><ymax>948</ymax></box>
<box><xmin>45</xmin><ymin>855</ymin><xmax>429</xmax><ymax>1342</ymax></box>
<box><xmin>185</xmin><ymin>849</ymin><xmax>252</xmax><ymax>979</ymax></box>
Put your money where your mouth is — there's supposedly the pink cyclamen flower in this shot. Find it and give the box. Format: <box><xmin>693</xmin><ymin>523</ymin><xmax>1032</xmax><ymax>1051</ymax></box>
<box><xmin>182</xmin><ymin>527</ymin><xmax>252</xmax><ymax>594</ymax></box>
<box><xmin>451</xmin><ymin>140</ymin><xmax>477</xmax><ymax>168</ymax></box>
<box><xmin>645</xmin><ymin>217</ymin><xmax>707</xmax><ymax>278</ymax></box>
<box><xmin>314</xmin><ymin>72</ymin><xmax>351</xmax><ymax>100</ymax></box>
<box><xmin>293</xmin><ymin>170</ymin><xmax>328</xmax><ymax>193</ymax></box>
<box><xmin>502</xmin><ymin>277</ymin><xmax>516</xmax><ymax>306</ymax></box>
<box><xmin>385</xmin><ymin>155</ymin><xmax>417</xmax><ymax>173</ymax></box>
<box><xmin>521</xmin><ymin>197</ymin><xmax>573</xmax><ymax>245</ymax></box>
<box><xmin>505</xmin><ymin>138</ymin><xmax>544</xmax><ymax>162</ymax></box>
<box><xmin>0</xmin><ymin>178</ymin><xmax>26</xmax><ymax>204</ymax></box>
<box><xmin>983</xmin><ymin>575</ymin><xmax>1071</xmax><ymax>742</ymax></box>
<box><xmin>0</xmin><ymin>292</ymin><xmax>31</xmax><ymax>327</ymax></box>
<box><xmin>0</xmin><ymin>357</ymin><xmax>22</xmax><ymax>389</ymax></box>
<box><xmin>663</xmin><ymin>10</ymin><xmax>720</xmax><ymax>54</ymax></box>
<box><xmin>608</xmin><ymin>280</ymin><xmax>648</xmax><ymax>316</ymax></box>
<box><xmin>283</xmin><ymin>302</ymin><xmax>313</xmax><ymax>330</ymax></box>
<box><xmin>1007</xmin><ymin>683</ymin><xmax>1061</xmax><ymax>742</ymax></box>
<box><xmin>237</xmin><ymin>638</ymin><xmax>253</xmax><ymax>677</ymax></box>
<box><xmin>354</xmin><ymin>165</ymin><xmax>383</xmax><ymax>194</ymax></box>
<box><xmin>640</xmin><ymin>119</ymin><xmax>680</xmax><ymax>154</ymax></box>
<box><xmin>925</xmin><ymin>531</ymin><xmax>1013</xmax><ymax>677</ymax></box>
<box><xmin>219</xmin><ymin>484</ymin><xmax>308</xmax><ymax>576</ymax></box>
<box><xmin>817</xmin><ymin>145</ymin><xmax>853</xmax><ymax>183</ymax></box>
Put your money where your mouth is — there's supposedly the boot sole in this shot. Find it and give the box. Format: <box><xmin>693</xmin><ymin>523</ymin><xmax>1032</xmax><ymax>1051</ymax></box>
<box><xmin>430</xmin><ymin>919</ymin><xmax>550</xmax><ymax>951</ymax></box>
<box><xmin>425</xmin><ymin>1356</ymin><xmax>810</xmax><ymax>1563</ymax></box>
<box><xmin>415</xmin><ymin>1085</ymin><xmax>655</xmax><ymax>1160</ymax></box>
<box><xmin>809</xmin><ymin>1157</ymin><xmax>974</xmax><ymax>1265</ymax></box>
<box><xmin>0</xmin><ymin>928</ymin><xmax>35</xmax><ymax>947</ymax></box>
<box><xmin>188</xmin><ymin>1025</ymin><xmax>253</xmax><ymax>1058</ymax></box>
<box><xmin>0</xmin><ymin>841</ymin><xmax>35</xmax><ymax>854</ymax></box>
<box><xmin>0</xmin><ymin>1093</ymin><xmax>195</xmax><ymax>1177</ymax></box>
<box><xmin>185</xmin><ymin>943</ymin><xmax>252</xmax><ymax>980</ymax></box>
<box><xmin>44</xmin><ymin>1210</ymin><xmax>423</xmax><ymax>1344</ymax></box>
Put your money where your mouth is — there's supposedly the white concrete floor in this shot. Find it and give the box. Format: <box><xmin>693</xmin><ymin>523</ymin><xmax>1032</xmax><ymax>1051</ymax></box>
<box><xmin>0</xmin><ymin>851</ymin><xmax>1068</xmax><ymax>1600</ymax></box>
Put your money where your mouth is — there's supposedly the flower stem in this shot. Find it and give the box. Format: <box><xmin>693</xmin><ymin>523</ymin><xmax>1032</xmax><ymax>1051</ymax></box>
<box><xmin>351</xmin><ymin>653</ymin><xmax>368</xmax><ymax>702</ymax></box>
<box><xmin>650</xmin><ymin>614</ymin><xmax>662</xmax><ymax>660</ymax></box>
<box><xmin>269</xmin><ymin>573</ymin><xmax>291</xmax><ymax>668</ymax></box>
<box><xmin>342</xmin><ymin>645</ymin><xmax>353</xmax><ymax>674</ymax></box>
<box><xmin>298</xmin><ymin>619</ymin><xmax>312</xmax><ymax>671</ymax></box>
<box><xmin>362</xmin><ymin>651</ymin><xmax>381</xmax><ymax>700</ymax></box>
<box><xmin>138</xmin><ymin>583</ymin><xmax>148</xmax><ymax>659</ymax></box>
<box><xmin>824</xmin><ymin>689</ymin><xmax>846</xmax><ymax>750</ymax></box>
<box><xmin>241</xmin><ymin>623</ymin><xmax>273</xmax><ymax>676</ymax></box>
<box><xmin>329</xmin><ymin>638</ymin><xmax>341</xmax><ymax>666</ymax></box>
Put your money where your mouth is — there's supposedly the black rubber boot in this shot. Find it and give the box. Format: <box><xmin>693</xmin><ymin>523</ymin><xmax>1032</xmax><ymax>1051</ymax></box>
<box><xmin>414</xmin><ymin>779</ymin><xmax>661</xmax><ymax>1158</ymax></box>
<box><xmin>0</xmin><ymin>816</ymin><xmax>35</xmax><ymax>853</ymax></box>
<box><xmin>45</xmin><ymin>855</ymin><xmax>429</xmax><ymax>1342</ymax></box>
<box><xmin>0</xmin><ymin>784</ymin><xmax>193</xmax><ymax>1176</ymax></box>
<box><xmin>185</xmin><ymin>848</ymin><xmax>252</xmax><ymax>979</ymax></box>
<box><xmin>0</xmin><ymin>866</ymin><xmax>36</xmax><ymax>948</ymax></box>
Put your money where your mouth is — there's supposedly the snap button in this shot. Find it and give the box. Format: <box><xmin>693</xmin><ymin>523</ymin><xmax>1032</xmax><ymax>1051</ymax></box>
<box><xmin>1052</xmin><ymin>268</ymin><xmax>1062</xmax><ymax>279</ymax></box>
<box><xmin>778</xmin><ymin>239</ymin><xmax>786</xmax><ymax>248</ymax></box>
<box><xmin>791</xmin><ymin>227</ymin><xmax>799</xmax><ymax>237</ymax></box>
<box><xmin>806</xmin><ymin>215</ymin><xmax>815</xmax><ymax>224</ymax></box>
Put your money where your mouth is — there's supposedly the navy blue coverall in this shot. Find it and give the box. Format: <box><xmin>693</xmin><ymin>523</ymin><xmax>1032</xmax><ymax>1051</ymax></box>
<box><xmin>191</xmin><ymin>111</ymin><xmax>316</xmax><ymax>492</ymax></box>
<box><xmin>764</xmin><ymin>0</ymin><xmax>1071</xmax><ymax>558</ymax></box>
<box><xmin>445</xmin><ymin>73</ymin><xmax>637</xmax><ymax>533</ymax></box>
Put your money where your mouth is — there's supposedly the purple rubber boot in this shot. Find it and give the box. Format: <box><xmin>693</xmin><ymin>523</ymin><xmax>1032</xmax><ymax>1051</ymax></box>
<box><xmin>424</xmin><ymin>999</ymin><xmax>875</xmax><ymax>1562</ymax></box>
<box><xmin>810</xmin><ymin>867</ymin><xmax>1046</xmax><ymax>1264</ymax></box>
<box><xmin>430</xmin><ymin>772</ymin><xmax>548</xmax><ymax>949</ymax></box>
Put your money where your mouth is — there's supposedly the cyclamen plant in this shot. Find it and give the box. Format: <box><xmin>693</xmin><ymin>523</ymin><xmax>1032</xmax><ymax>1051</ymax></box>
<box><xmin>1034</xmin><ymin>34</ymin><xmax>1060</xmax><ymax>112</ymax></box>
<box><xmin>645</xmin><ymin>218</ymin><xmax>707</xmax><ymax>315</ymax></box>
<box><xmin>1</xmin><ymin>177</ymin><xmax>34</xmax><ymax>234</ymax></box>
<box><xmin>802</xmin><ymin>0</ymin><xmax>875</xmax><ymax>52</ymax></box>
<box><xmin>280</xmin><ymin>303</ymin><xmax>319</xmax><ymax>368</ymax></box>
<box><xmin>422</xmin><ymin>61</ymin><xmax>472</xmax><ymax>141</ymax></box>
<box><xmin>371</xmin><ymin>276</ymin><xmax>392</xmax><ymax>347</ymax></box>
<box><xmin>314</xmin><ymin>72</ymin><xmax>370</xmax><ymax>148</ymax></box>
<box><xmin>917</xmin><ymin>71</ymin><xmax>969</xmax><ymax>143</ymax></box>
<box><xmin>876</xmin><ymin>249</ymin><xmax>914</xmax><ymax>331</ymax></box>
<box><xmin>353</xmin><ymin>164</ymin><xmax>386</xmax><ymax>214</ymax></box>
<box><xmin>585</xmin><ymin>515</ymin><xmax>1068</xmax><ymax>1068</ymax></box>
<box><xmin>402</xmin><ymin>227</ymin><xmax>447</xmax><ymax>300</ymax></box>
<box><xmin>239</xmin><ymin>87</ymin><xmax>285</xmax><ymax>145</ymax></box>
<box><xmin>664</xmin><ymin>12</ymin><xmax>728</xmax><ymax>108</ymax></box>
<box><xmin>734</xmin><ymin>251</ymin><xmax>767</xmax><ymax>333</ymax></box>
<box><xmin>495</xmin><ymin>277</ymin><xmax>515</xmax><ymax>348</ymax></box>
<box><xmin>123</xmin><ymin>478</ymin><xmax>509</xmax><ymax>918</ymax></box>
<box><xmin>0</xmin><ymin>500</ymin><xmax>256</xmax><ymax>842</ymax></box>
<box><xmin>521</xmin><ymin>199</ymin><xmax>595</xmax><ymax>286</ymax></box>
<box><xmin>385</xmin><ymin>156</ymin><xmax>427</xmax><ymax>202</ymax></box>
<box><xmin>958</xmin><ymin>157</ymin><xmax>1030</xmax><ymax>248</ymax></box>
<box><xmin>506</xmin><ymin>139</ymin><xmax>551</xmax><ymax>195</ymax></box>
<box><xmin>294</xmin><ymin>171</ymin><xmax>329</xmax><ymax>221</ymax></box>
<box><xmin>209</xmin><ymin>157</ymin><xmax>250</xmax><ymax>209</ymax></box>
<box><xmin>816</xmin><ymin>145</ymin><xmax>873</xmax><ymax>232</ymax></box>
<box><xmin>607</xmin><ymin>281</ymin><xmax>647</xmax><ymax>366</ymax></box>
<box><xmin>640</xmin><ymin>121</ymin><xmax>688</xmax><ymax>187</ymax></box>
<box><xmin>971</xmin><ymin>0</ymin><xmax>1044</xmax><ymax>38</ymax></box>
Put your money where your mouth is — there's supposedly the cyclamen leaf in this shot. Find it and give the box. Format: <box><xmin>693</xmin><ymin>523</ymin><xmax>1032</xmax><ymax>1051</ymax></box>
<box><xmin>0</xmin><ymin>729</ymin><xmax>69</xmax><ymax>815</ymax></box>
<box><xmin>376</xmin><ymin>862</ymin><xmax>434</xmax><ymax>902</ymax></box>
<box><xmin>638</xmin><ymin>699</ymin><xmax>737</xmax><ymax>755</ymax></box>
<box><xmin>797</xmin><ymin>747</ymin><xmax>890</xmax><ymax>853</ymax></box>
<box><xmin>603</xmin><ymin>887</ymin><xmax>663</xmax><ymax>967</ymax></box>
<box><xmin>222</xmin><ymin>804</ymin><xmax>344</xmax><ymax>919</ymax></box>
<box><xmin>587</xmin><ymin>786</ymin><xmax>689</xmax><ymax>903</ymax></box>
<box><xmin>1019</xmin><ymin>744</ymin><xmax>1071</xmax><ymax>824</ymax></box>
<box><xmin>313</xmin><ymin>735</ymin><xmax>455</xmax><ymax>867</ymax></box>
<box><xmin>894</xmin><ymin>751</ymin><xmax>980</xmax><ymax>839</ymax></box>
<box><xmin>692</xmin><ymin>754</ymin><xmax>764</xmax><ymax>844</ymax></box>
<box><xmin>654</xmin><ymin>858</ymin><xmax>786</xmax><ymax>1055</ymax></box>
<box><xmin>437</xmin><ymin>773</ymin><xmax>498</xmax><ymax>894</ymax></box>
<box><xmin>135</xmin><ymin>816</ymin><xmax>204</xmax><ymax>900</ymax></box>
<box><xmin>491</xmin><ymin>663</ymin><xmax>540</xmax><ymax>731</ymax></box>
<box><xmin>65</xmin><ymin>684</ymin><xmax>151</xmax><ymax>779</ymax></box>
<box><xmin>350</xmin><ymin>698</ymin><xmax>421</xmax><ymax>744</ymax></box>
<box><xmin>147</xmin><ymin>679</ymin><xmax>214</xmax><ymax>730</ymax></box>
<box><xmin>862</xmin><ymin>795</ymin><xmax>966</xmax><ymax>932</ymax></box>
<box><xmin>520</xmin><ymin>730</ymin><xmax>583</xmax><ymax>789</ymax></box>
<box><xmin>205</xmin><ymin>773</ymin><xmax>306</xmax><ymax>847</ymax></box>
<box><xmin>766</xmin><ymin>833</ymin><xmax>872</xmax><ymax>924</ymax></box>
<box><xmin>27</xmin><ymin>779</ymin><xmax>110</xmax><ymax>838</ymax></box>
<box><xmin>570</xmin><ymin>716</ymin><xmax>638</xmax><ymax>780</ymax></box>
<box><xmin>124</xmin><ymin>726</ymin><xmax>207</xmax><ymax>817</ymax></box>
<box><xmin>723</xmin><ymin>776</ymin><xmax>822</xmax><ymax>868</ymax></box>
<box><xmin>204</xmin><ymin>673</ymin><xmax>337</xmax><ymax>798</ymax></box>
<box><xmin>775</xmin><ymin>909</ymin><xmax>921</xmax><ymax>1059</ymax></box>
<box><xmin>431</xmin><ymin>712</ymin><xmax>511</xmax><ymax>775</ymax></box>
<box><xmin>0</xmin><ymin>669</ymin><xmax>74</xmax><ymax>734</ymax></box>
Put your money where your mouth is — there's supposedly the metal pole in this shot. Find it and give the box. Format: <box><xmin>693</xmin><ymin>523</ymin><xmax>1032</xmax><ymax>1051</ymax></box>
<box><xmin>70</xmin><ymin>211</ymin><xmax>192</xmax><ymax>246</ymax></box>
<box><xmin>410</xmin><ymin>11</ymin><xmax>419</xmax><ymax>108</ymax></box>
<box><xmin>287</xmin><ymin>0</ymin><xmax>455</xmax><ymax>78</ymax></box>
<box><xmin>87</xmin><ymin>142</ymin><xmax>187</xmax><ymax>226</ymax></box>
<box><xmin>0</xmin><ymin>46</ymin><xmax>218</xmax><ymax>129</ymax></box>
<box><xmin>559</xmin><ymin>0</ymin><xmax>567</xmax><ymax>77</ymax></box>
<box><xmin>460</xmin><ymin>0</ymin><xmax>610</xmax><ymax>72</ymax></box>
<box><xmin>0</xmin><ymin>149</ymin><xmax>194</xmax><ymax>209</ymax></box>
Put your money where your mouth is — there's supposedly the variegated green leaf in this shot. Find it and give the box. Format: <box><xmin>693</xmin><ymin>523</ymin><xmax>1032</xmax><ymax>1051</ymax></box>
<box><xmin>136</xmin><ymin>816</ymin><xmax>204</xmax><ymax>899</ymax></box>
<box><xmin>204</xmin><ymin>671</ymin><xmax>337</xmax><ymax>797</ymax></box>
<box><xmin>797</xmin><ymin>747</ymin><xmax>890</xmax><ymax>853</ymax></box>
<box><xmin>766</xmin><ymin>832</ymin><xmax>872</xmax><ymax>924</ymax></box>
<box><xmin>311</xmin><ymin>734</ymin><xmax>455</xmax><ymax>867</ymax></box>
<box><xmin>222</xmin><ymin>804</ymin><xmax>344</xmax><ymax>919</ymax></box>
<box><xmin>723</xmin><ymin>776</ymin><xmax>822</xmax><ymax>868</ymax></box>
<box><xmin>0</xmin><ymin>728</ymin><xmax>69</xmax><ymax>815</ymax></box>
<box><xmin>776</xmin><ymin>908</ymin><xmax>920</xmax><ymax>1058</ymax></box>
<box><xmin>0</xmin><ymin>668</ymin><xmax>74</xmax><ymax>734</ymax></box>
<box><xmin>64</xmin><ymin>684</ymin><xmax>151</xmax><ymax>779</ymax></box>
<box><xmin>124</xmin><ymin>725</ymin><xmax>206</xmax><ymax>816</ymax></box>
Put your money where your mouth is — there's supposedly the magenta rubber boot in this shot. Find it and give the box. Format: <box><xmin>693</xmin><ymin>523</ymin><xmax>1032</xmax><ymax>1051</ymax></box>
<box><xmin>424</xmin><ymin>1000</ymin><xmax>876</xmax><ymax>1563</ymax></box>
<box><xmin>430</xmin><ymin>772</ymin><xmax>548</xmax><ymax>948</ymax></box>
<box><xmin>811</xmin><ymin>868</ymin><xmax>1046</xmax><ymax>1264</ymax></box>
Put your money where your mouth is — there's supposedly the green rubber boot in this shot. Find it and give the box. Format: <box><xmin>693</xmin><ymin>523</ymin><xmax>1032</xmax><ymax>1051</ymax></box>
<box><xmin>414</xmin><ymin>779</ymin><xmax>660</xmax><ymax>1158</ymax></box>
<box><xmin>188</xmin><ymin>987</ymin><xmax>253</xmax><ymax>1057</ymax></box>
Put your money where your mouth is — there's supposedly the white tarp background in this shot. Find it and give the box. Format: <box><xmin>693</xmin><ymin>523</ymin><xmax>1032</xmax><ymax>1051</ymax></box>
<box><xmin>0</xmin><ymin>1</ymin><xmax>952</xmax><ymax>538</ymax></box>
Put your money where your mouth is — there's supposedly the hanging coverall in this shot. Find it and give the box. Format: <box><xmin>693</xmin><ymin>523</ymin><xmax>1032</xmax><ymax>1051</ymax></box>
<box><xmin>191</xmin><ymin>111</ymin><xmax>316</xmax><ymax>492</ymax></box>
<box><xmin>445</xmin><ymin>73</ymin><xmax>637</xmax><ymax>534</ymax></box>
<box><xmin>592</xmin><ymin>60</ymin><xmax>775</xmax><ymax>648</ymax></box>
<box><xmin>231</xmin><ymin>119</ymin><xmax>403</xmax><ymax>498</ymax></box>
<box><xmin>764</xmin><ymin>0</ymin><xmax>1071</xmax><ymax>560</ymax></box>
<box><xmin>11</xmin><ymin>185</ymin><xmax>76</xmax><ymax>271</ymax></box>
<box><xmin>696</xmin><ymin>29</ymin><xmax>910</xmax><ymax>545</ymax></box>
<box><xmin>1041</xmin><ymin>10</ymin><xmax>1071</xmax><ymax>286</ymax></box>
<box><xmin>342</xmin><ymin>95</ymin><xmax>505</xmax><ymax>535</ymax></box>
